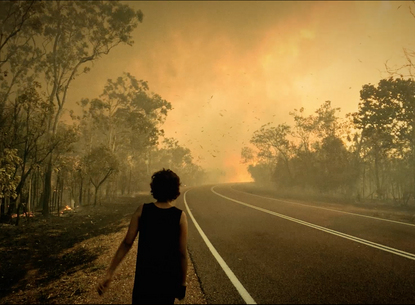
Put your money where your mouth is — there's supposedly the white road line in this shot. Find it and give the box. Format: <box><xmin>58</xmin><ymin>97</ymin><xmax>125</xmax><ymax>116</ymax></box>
<box><xmin>184</xmin><ymin>190</ymin><xmax>257</xmax><ymax>305</ymax></box>
<box><xmin>212</xmin><ymin>186</ymin><xmax>415</xmax><ymax>261</ymax></box>
<box><xmin>230</xmin><ymin>185</ymin><xmax>415</xmax><ymax>227</ymax></box>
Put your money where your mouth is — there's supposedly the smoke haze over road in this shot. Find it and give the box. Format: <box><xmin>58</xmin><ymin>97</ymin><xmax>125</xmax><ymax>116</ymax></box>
<box><xmin>67</xmin><ymin>1</ymin><xmax>412</xmax><ymax>182</ymax></box>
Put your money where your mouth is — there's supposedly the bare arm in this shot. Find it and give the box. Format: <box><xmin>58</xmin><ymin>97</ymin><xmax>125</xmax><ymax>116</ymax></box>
<box><xmin>97</xmin><ymin>204</ymin><xmax>143</xmax><ymax>295</ymax></box>
<box><xmin>178</xmin><ymin>211</ymin><xmax>188</xmax><ymax>286</ymax></box>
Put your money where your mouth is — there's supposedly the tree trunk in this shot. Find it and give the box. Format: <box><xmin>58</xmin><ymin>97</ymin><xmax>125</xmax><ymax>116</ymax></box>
<box><xmin>28</xmin><ymin>177</ymin><xmax>32</xmax><ymax>213</ymax></box>
<box><xmin>57</xmin><ymin>174</ymin><xmax>60</xmax><ymax>216</ymax></box>
<box><xmin>51</xmin><ymin>188</ymin><xmax>56</xmax><ymax>214</ymax></box>
<box><xmin>128</xmin><ymin>166</ymin><xmax>132</xmax><ymax>195</ymax></box>
<box><xmin>23</xmin><ymin>200</ymin><xmax>29</xmax><ymax>222</ymax></box>
<box><xmin>83</xmin><ymin>187</ymin><xmax>86</xmax><ymax>207</ymax></box>
<box><xmin>87</xmin><ymin>182</ymin><xmax>91</xmax><ymax>205</ymax></box>
<box><xmin>79</xmin><ymin>176</ymin><xmax>83</xmax><ymax>206</ymax></box>
<box><xmin>362</xmin><ymin>162</ymin><xmax>365</xmax><ymax>200</ymax></box>
<box><xmin>7</xmin><ymin>197</ymin><xmax>16</xmax><ymax>218</ymax></box>
<box><xmin>43</xmin><ymin>156</ymin><xmax>53</xmax><ymax>216</ymax></box>
<box><xmin>60</xmin><ymin>179</ymin><xmax>64</xmax><ymax>208</ymax></box>
<box><xmin>412</xmin><ymin>144</ymin><xmax>415</xmax><ymax>198</ymax></box>
<box><xmin>33</xmin><ymin>169</ymin><xmax>38</xmax><ymax>210</ymax></box>
<box><xmin>0</xmin><ymin>198</ymin><xmax>4</xmax><ymax>220</ymax></box>
<box><xmin>374</xmin><ymin>151</ymin><xmax>381</xmax><ymax>198</ymax></box>
<box><xmin>412</xmin><ymin>119</ymin><xmax>415</xmax><ymax>198</ymax></box>
<box><xmin>93</xmin><ymin>186</ymin><xmax>98</xmax><ymax>207</ymax></box>
<box><xmin>16</xmin><ymin>199</ymin><xmax>21</xmax><ymax>226</ymax></box>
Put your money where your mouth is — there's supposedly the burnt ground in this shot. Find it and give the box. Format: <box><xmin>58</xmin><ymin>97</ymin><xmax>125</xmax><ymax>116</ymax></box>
<box><xmin>0</xmin><ymin>195</ymin><xmax>207</xmax><ymax>304</ymax></box>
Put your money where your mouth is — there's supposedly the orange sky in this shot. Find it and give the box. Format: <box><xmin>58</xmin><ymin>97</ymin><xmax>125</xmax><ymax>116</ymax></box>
<box><xmin>68</xmin><ymin>1</ymin><xmax>415</xmax><ymax>183</ymax></box>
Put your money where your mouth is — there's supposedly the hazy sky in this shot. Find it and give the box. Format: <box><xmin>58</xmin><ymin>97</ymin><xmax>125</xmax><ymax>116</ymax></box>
<box><xmin>68</xmin><ymin>1</ymin><xmax>414</xmax><ymax>182</ymax></box>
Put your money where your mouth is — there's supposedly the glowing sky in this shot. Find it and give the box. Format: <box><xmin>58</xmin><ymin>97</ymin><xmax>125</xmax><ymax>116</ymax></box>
<box><xmin>69</xmin><ymin>1</ymin><xmax>415</xmax><ymax>183</ymax></box>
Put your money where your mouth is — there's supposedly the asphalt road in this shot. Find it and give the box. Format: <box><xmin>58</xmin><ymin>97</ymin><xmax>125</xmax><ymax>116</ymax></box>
<box><xmin>175</xmin><ymin>183</ymin><xmax>415</xmax><ymax>304</ymax></box>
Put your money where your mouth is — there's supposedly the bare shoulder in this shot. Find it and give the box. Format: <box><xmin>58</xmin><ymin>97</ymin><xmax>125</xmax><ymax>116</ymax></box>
<box><xmin>134</xmin><ymin>204</ymin><xmax>144</xmax><ymax>218</ymax></box>
<box><xmin>180</xmin><ymin>210</ymin><xmax>187</xmax><ymax>224</ymax></box>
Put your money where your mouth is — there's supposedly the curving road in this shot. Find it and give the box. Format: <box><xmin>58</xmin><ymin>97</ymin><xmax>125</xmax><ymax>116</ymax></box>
<box><xmin>175</xmin><ymin>183</ymin><xmax>415</xmax><ymax>304</ymax></box>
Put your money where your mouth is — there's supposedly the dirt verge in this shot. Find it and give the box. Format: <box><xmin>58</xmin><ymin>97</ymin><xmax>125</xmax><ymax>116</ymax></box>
<box><xmin>0</xmin><ymin>195</ymin><xmax>207</xmax><ymax>304</ymax></box>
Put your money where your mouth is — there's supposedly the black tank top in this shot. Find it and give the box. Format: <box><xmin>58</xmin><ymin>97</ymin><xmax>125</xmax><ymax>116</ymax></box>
<box><xmin>133</xmin><ymin>202</ymin><xmax>183</xmax><ymax>294</ymax></box>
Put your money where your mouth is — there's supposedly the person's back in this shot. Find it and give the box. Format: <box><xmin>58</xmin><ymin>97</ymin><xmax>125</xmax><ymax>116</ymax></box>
<box><xmin>133</xmin><ymin>202</ymin><xmax>183</xmax><ymax>303</ymax></box>
<box><xmin>97</xmin><ymin>169</ymin><xmax>188</xmax><ymax>304</ymax></box>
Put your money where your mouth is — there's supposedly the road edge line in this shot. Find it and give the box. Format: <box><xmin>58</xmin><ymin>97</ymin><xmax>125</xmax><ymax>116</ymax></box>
<box><xmin>184</xmin><ymin>189</ymin><xmax>257</xmax><ymax>305</ymax></box>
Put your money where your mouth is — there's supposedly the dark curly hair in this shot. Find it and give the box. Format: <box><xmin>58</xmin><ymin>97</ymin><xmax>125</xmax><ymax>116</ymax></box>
<box><xmin>150</xmin><ymin>168</ymin><xmax>181</xmax><ymax>202</ymax></box>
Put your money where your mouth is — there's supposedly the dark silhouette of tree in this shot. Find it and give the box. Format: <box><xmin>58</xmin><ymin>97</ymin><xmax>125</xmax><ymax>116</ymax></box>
<box><xmin>353</xmin><ymin>78</ymin><xmax>415</xmax><ymax>199</ymax></box>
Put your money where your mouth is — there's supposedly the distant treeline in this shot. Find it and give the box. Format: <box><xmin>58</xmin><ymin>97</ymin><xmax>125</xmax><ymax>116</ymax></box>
<box><xmin>242</xmin><ymin>78</ymin><xmax>415</xmax><ymax>206</ymax></box>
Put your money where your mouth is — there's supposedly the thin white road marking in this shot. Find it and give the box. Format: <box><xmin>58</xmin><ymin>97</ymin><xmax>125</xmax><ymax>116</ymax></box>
<box><xmin>212</xmin><ymin>186</ymin><xmax>415</xmax><ymax>261</ymax></box>
<box><xmin>184</xmin><ymin>190</ymin><xmax>257</xmax><ymax>305</ymax></box>
<box><xmin>230</xmin><ymin>185</ymin><xmax>415</xmax><ymax>227</ymax></box>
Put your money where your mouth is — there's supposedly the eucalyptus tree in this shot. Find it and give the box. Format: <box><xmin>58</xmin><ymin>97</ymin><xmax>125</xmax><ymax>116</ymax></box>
<box><xmin>307</xmin><ymin>101</ymin><xmax>358</xmax><ymax>194</ymax></box>
<box><xmin>0</xmin><ymin>0</ymin><xmax>45</xmax><ymax>140</ymax></box>
<box><xmin>0</xmin><ymin>148</ymin><xmax>21</xmax><ymax>220</ymax></box>
<box><xmin>289</xmin><ymin>107</ymin><xmax>318</xmax><ymax>154</ymax></box>
<box><xmin>82</xmin><ymin>146</ymin><xmax>118</xmax><ymax>206</ymax></box>
<box><xmin>150</xmin><ymin>138</ymin><xmax>204</xmax><ymax>186</ymax></box>
<box><xmin>0</xmin><ymin>0</ymin><xmax>43</xmax><ymax>57</ymax></box>
<box><xmin>240</xmin><ymin>146</ymin><xmax>272</xmax><ymax>185</ymax></box>
<box><xmin>287</xmin><ymin>106</ymin><xmax>321</xmax><ymax>187</ymax></box>
<box><xmin>390</xmin><ymin>78</ymin><xmax>415</xmax><ymax>196</ymax></box>
<box><xmin>86</xmin><ymin>72</ymin><xmax>170</xmax><ymax>154</ymax></box>
<box><xmin>38</xmin><ymin>1</ymin><xmax>144</xmax><ymax>215</ymax></box>
<box><xmin>159</xmin><ymin>138</ymin><xmax>193</xmax><ymax>170</ymax></box>
<box><xmin>353</xmin><ymin>78</ymin><xmax>415</xmax><ymax>200</ymax></box>
<box><xmin>0</xmin><ymin>86</ymin><xmax>77</xmax><ymax>223</ymax></box>
<box><xmin>0</xmin><ymin>2</ymin><xmax>45</xmax><ymax>218</ymax></box>
<box><xmin>4</xmin><ymin>86</ymin><xmax>50</xmax><ymax>216</ymax></box>
<box><xmin>313</xmin><ymin>100</ymin><xmax>342</xmax><ymax>139</ymax></box>
<box><xmin>249</xmin><ymin>122</ymin><xmax>293</xmax><ymax>182</ymax></box>
<box><xmin>312</xmin><ymin>135</ymin><xmax>357</xmax><ymax>194</ymax></box>
<box><xmin>353</xmin><ymin>78</ymin><xmax>407</xmax><ymax>198</ymax></box>
<box><xmin>240</xmin><ymin>146</ymin><xmax>255</xmax><ymax>165</ymax></box>
<box><xmin>76</xmin><ymin>72</ymin><xmax>172</xmax><ymax>196</ymax></box>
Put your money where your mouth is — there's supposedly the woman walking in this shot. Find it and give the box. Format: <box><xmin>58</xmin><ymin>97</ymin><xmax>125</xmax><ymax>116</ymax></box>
<box><xmin>97</xmin><ymin>169</ymin><xmax>188</xmax><ymax>304</ymax></box>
